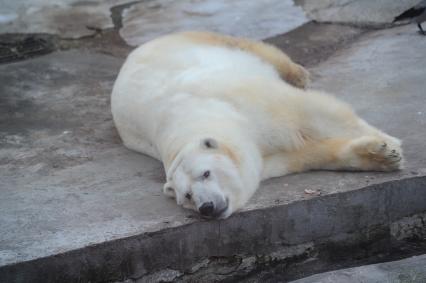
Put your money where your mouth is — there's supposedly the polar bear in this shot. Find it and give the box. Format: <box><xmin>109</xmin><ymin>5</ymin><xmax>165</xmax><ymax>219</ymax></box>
<box><xmin>111</xmin><ymin>31</ymin><xmax>403</xmax><ymax>219</ymax></box>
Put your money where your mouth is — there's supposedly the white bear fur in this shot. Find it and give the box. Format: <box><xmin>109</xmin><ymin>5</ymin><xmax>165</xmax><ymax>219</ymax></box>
<box><xmin>111</xmin><ymin>31</ymin><xmax>403</xmax><ymax>219</ymax></box>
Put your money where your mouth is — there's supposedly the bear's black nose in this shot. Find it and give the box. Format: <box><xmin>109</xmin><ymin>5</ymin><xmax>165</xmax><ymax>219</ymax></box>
<box><xmin>199</xmin><ymin>202</ymin><xmax>214</xmax><ymax>216</ymax></box>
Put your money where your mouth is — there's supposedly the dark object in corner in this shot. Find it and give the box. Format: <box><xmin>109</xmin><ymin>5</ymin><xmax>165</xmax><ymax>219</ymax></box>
<box><xmin>393</xmin><ymin>0</ymin><xmax>426</xmax><ymax>35</ymax></box>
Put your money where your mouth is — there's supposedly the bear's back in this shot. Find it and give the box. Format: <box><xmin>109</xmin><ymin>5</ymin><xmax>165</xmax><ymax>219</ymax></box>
<box><xmin>117</xmin><ymin>33</ymin><xmax>281</xmax><ymax>100</ymax></box>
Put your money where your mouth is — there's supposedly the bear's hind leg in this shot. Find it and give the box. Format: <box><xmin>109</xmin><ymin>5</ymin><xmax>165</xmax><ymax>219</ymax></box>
<box><xmin>285</xmin><ymin>90</ymin><xmax>404</xmax><ymax>173</ymax></box>
<box><xmin>261</xmin><ymin>135</ymin><xmax>403</xmax><ymax>180</ymax></box>
<box><xmin>339</xmin><ymin>136</ymin><xmax>403</xmax><ymax>171</ymax></box>
<box><xmin>291</xmin><ymin>135</ymin><xmax>403</xmax><ymax>172</ymax></box>
<box><xmin>262</xmin><ymin>138</ymin><xmax>350</xmax><ymax>180</ymax></box>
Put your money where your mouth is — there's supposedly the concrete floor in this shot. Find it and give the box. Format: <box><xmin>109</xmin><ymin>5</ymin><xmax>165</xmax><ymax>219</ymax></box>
<box><xmin>0</xmin><ymin>1</ymin><xmax>425</xmax><ymax>282</ymax></box>
<box><xmin>291</xmin><ymin>254</ymin><xmax>426</xmax><ymax>283</ymax></box>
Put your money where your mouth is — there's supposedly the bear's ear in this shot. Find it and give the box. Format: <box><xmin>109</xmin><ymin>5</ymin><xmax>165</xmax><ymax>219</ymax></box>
<box><xmin>163</xmin><ymin>182</ymin><xmax>176</xmax><ymax>198</ymax></box>
<box><xmin>201</xmin><ymin>138</ymin><xmax>218</xmax><ymax>149</ymax></box>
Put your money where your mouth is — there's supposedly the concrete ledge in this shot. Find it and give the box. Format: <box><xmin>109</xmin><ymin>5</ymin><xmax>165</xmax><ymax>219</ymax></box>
<box><xmin>1</xmin><ymin>176</ymin><xmax>425</xmax><ymax>282</ymax></box>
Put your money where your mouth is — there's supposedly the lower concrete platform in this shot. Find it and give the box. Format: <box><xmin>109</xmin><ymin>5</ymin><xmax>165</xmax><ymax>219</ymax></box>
<box><xmin>0</xmin><ymin>24</ymin><xmax>425</xmax><ymax>282</ymax></box>
<box><xmin>291</xmin><ymin>254</ymin><xmax>426</xmax><ymax>283</ymax></box>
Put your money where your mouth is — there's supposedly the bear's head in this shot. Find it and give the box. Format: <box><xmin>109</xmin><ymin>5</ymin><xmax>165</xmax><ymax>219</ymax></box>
<box><xmin>163</xmin><ymin>138</ymin><xmax>243</xmax><ymax>219</ymax></box>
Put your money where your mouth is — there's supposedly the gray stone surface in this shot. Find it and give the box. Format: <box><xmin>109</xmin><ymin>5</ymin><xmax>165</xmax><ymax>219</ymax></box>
<box><xmin>0</xmin><ymin>0</ymin><xmax>132</xmax><ymax>38</ymax></box>
<box><xmin>120</xmin><ymin>0</ymin><xmax>308</xmax><ymax>46</ymax></box>
<box><xmin>0</xmin><ymin>50</ymin><xmax>191</xmax><ymax>267</ymax></box>
<box><xmin>0</xmin><ymin>23</ymin><xmax>426</xmax><ymax>283</ymax></box>
<box><xmin>299</xmin><ymin>0</ymin><xmax>420</xmax><ymax>27</ymax></box>
<box><xmin>290</xmin><ymin>254</ymin><xmax>426</xmax><ymax>283</ymax></box>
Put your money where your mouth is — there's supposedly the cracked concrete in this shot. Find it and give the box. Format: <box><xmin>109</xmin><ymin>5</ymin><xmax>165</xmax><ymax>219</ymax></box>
<box><xmin>0</xmin><ymin>0</ymin><xmax>420</xmax><ymax>43</ymax></box>
<box><xmin>0</xmin><ymin>0</ymin><xmax>310</xmax><ymax>44</ymax></box>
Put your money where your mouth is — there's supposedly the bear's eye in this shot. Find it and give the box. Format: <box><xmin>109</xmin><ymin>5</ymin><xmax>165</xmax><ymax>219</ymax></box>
<box><xmin>203</xmin><ymin>170</ymin><xmax>210</xmax><ymax>179</ymax></box>
<box><xmin>185</xmin><ymin>192</ymin><xmax>192</xmax><ymax>200</ymax></box>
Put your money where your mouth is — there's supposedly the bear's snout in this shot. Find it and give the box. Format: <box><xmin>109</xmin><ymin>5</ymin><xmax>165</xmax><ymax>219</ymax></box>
<box><xmin>198</xmin><ymin>196</ymin><xmax>230</xmax><ymax>219</ymax></box>
<box><xmin>199</xmin><ymin>201</ymin><xmax>214</xmax><ymax>217</ymax></box>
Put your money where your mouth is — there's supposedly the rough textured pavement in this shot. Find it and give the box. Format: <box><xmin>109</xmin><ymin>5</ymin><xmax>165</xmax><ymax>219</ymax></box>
<box><xmin>290</xmin><ymin>254</ymin><xmax>426</xmax><ymax>283</ymax></box>
<box><xmin>1</xmin><ymin>22</ymin><xmax>425</xmax><ymax>282</ymax></box>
